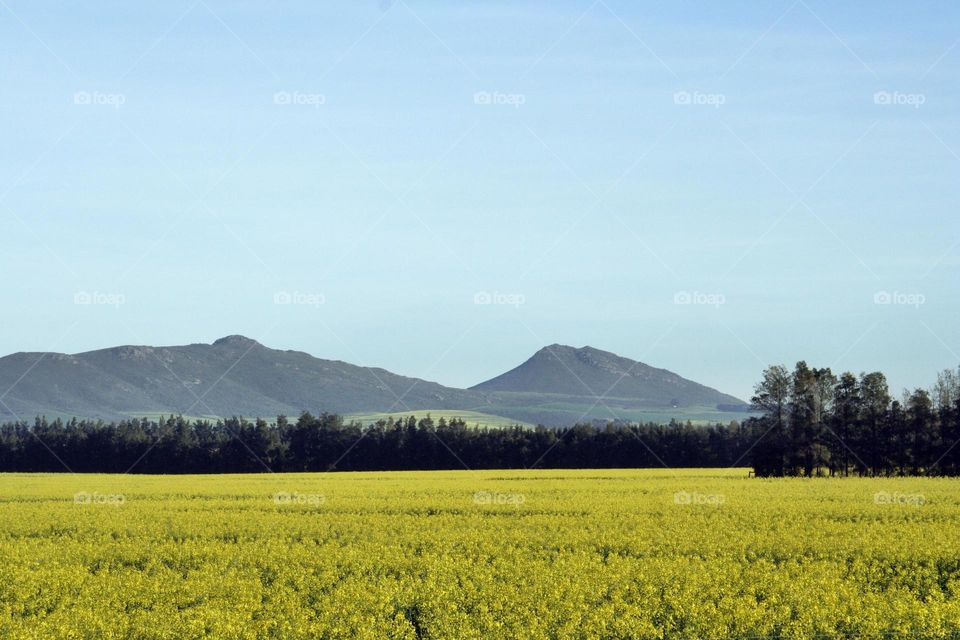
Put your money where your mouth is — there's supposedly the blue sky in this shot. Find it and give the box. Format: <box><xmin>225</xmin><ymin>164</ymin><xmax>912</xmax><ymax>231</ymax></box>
<box><xmin>0</xmin><ymin>1</ymin><xmax>957</xmax><ymax>401</ymax></box>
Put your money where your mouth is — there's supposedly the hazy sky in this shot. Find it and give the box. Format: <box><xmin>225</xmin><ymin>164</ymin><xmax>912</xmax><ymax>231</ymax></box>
<box><xmin>1</xmin><ymin>1</ymin><xmax>957</xmax><ymax>401</ymax></box>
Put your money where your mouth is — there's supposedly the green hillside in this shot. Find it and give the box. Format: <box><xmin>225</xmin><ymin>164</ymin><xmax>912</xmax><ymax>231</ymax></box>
<box><xmin>346</xmin><ymin>410</ymin><xmax>533</xmax><ymax>429</ymax></box>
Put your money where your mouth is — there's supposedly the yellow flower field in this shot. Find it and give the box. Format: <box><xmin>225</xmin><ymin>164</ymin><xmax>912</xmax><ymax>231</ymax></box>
<box><xmin>1</xmin><ymin>469</ymin><xmax>958</xmax><ymax>639</ymax></box>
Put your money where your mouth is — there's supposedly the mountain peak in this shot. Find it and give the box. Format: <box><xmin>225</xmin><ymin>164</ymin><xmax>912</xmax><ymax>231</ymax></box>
<box><xmin>472</xmin><ymin>344</ymin><xmax>745</xmax><ymax>409</ymax></box>
<box><xmin>533</xmin><ymin>344</ymin><xmax>620</xmax><ymax>363</ymax></box>
<box><xmin>535</xmin><ymin>343</ymin><xmax>570</xmax><ymax>355</ymax></box>
<box><xmin>212</xmin><ymin>335</ymin><xmax>262</xmax><ymax>348</ymax></box>
<box><xmin>537</xmin><ymin>344</ymin><xmax>606</xmax><ymax>352</ymax></box>
<box><xmin>535</xmin><ymin>344</ymin><xmax>595</xmax><ymax>355</ymax></box>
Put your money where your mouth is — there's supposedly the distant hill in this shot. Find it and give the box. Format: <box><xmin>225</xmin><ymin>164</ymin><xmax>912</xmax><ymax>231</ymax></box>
<box><xmin>0</xmin><ymin>337</ymin><xmax>751</xmax><ymax>426</ymax></box>
<box><xmin>473</xmin><ymin>344</ymin><xmax>744</xmax><ymax>407</ymax></box>
<box><xmin>0</xmin><ymin>335</ymin><xmax>480</xmax><ymax>422</ymax></box>
<box><xmin>469</xmin><ymin>344</ymin><xmax>750</xmax><ymax>426</ymax></box>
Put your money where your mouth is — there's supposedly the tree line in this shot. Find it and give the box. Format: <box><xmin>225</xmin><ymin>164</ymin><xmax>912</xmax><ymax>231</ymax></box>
<box><xmin>0</xmin><ymin>363</ymin><xmax>955</xmax><ymax>475</ymax></box>
<box><xmin>0</xmin><ymin>413</ymin><xmax>753</xmax><ymax>473</ymax></box>
<box><xmin>747</xmin><ymin>363</ymin><xmax>960</xmax><ymax>476</ymax></box>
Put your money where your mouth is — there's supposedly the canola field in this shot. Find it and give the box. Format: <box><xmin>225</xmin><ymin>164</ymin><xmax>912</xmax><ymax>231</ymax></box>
<box><xmin>1</xmin><ymin>469</ymin><xmax>958</xmax><ymax>639</ymax></box>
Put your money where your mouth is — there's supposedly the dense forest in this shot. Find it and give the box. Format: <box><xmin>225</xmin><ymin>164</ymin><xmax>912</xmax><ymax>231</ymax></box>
<box><xmin>1</xmin><ymin>363</ymin><xmax>957</xmax><ymax>476</ymax></box>
<box><xmin>0</xmin><ymin>413</ymin><xmax>750</xmax><ymax>473</ymax></box>
<box><xmin>748</xmin><ymin>362</ymin><xmax>960</xmax><ymax>477</ymax></box>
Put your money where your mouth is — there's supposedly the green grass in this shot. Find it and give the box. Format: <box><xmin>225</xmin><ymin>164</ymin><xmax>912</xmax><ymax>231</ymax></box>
<box><xmin>120</xmin><ymin>411</ymin><xmax>224</xmax><ymax>422</ymax></box>
<box><xmin>475</xmin><ymin>395</ymin><xmax>756</xmax><ymax>426</ymax></box>
<box><xmin>345</xmin><ymin>409</ymin><xmax>533</xmax><ymax>429</ymax></box>
<box><xmin>40</xmin><ymin>405</ymin><xmax>749</xmax><ymax>429</ymax></box>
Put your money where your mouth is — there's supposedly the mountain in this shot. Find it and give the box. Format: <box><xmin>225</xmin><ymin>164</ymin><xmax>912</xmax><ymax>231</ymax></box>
<box><xmin>469</xmin><ymin>344</ymin><xmax>749</xmax><ymax>425</ymax></box>
<box><xmin>0</xmin><ymin>335</ymin><xmax>481</xmax><ymax>422</ymax></box>
<box><xmin>0</xmin><ymin>337</ymin><xmax>750</xmax><ymax>426</ymax></box>
<box><xmin>473</xmin><ymin>344</ymin><xmax>743</xmax><ymax>405</ymax></box>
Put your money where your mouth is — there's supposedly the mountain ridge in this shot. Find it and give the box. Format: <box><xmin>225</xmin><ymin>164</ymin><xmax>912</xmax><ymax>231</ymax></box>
<box><xmin>0</xmin><ymin>336</ymin><xmax>750</xmax><ymax>426</ymax></box>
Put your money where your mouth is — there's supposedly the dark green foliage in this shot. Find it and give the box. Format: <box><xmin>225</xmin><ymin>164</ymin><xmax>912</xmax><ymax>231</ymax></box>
<box><xmin>0</xmin><ymin>414</ymin><xmax>753</xmax><ymax>473</ymax></box>
<box><xmin>747</xmin><ymin>363</ymin><xmax>960</xmax><ymax>477</ymax></box>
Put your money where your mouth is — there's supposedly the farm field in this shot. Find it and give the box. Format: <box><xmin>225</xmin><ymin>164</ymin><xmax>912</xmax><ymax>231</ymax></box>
<box><xmin>1</xmin><ymin>470</ymin><xmax>958</xmax><ymax>639</ymax></box>
<box><xmin>344</xmin><ymin>409</ymin><xmax>535</xmax><ymax>429</ymax></box>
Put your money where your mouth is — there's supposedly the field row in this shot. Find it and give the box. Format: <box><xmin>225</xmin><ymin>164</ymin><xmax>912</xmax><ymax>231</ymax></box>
<box><xmin>1</xmin><ymin>470</ymin><xmax>958</xmax><ymax>639</ymax></box>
